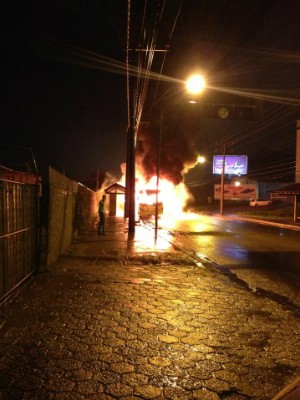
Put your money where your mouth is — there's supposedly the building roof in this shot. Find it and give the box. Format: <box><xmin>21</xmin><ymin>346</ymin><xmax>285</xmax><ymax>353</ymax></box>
<box><xmin>105</xmin><ymin>182</ymin><xmax>126</xmax><ymax>194</ymax></box>
<box><xmin>272</xmin><ymin>183</ymin><xmax>300</xmax><ymax>195</ymax></box>
<box><xmin>0</xmin><ymin>165</ymin><xmax>41</xmax><ymax>185</ymax></box>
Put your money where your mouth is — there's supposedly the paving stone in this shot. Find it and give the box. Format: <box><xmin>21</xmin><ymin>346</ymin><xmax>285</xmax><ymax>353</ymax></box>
<box><xmin>109</xmin><ymin>363</ymin><xmax>135</xmax><ymax>375</ymax></box>
<box><xmin>149</xmin><ymin>356</ymin><xmax>172</xmax><ymax>367</ymax></box>
<box><xmin>122</xmin><ymin>372</ymin><xmax>149</xmax><ymax>386</ymax></box>
<box><xmin>134</xmin><ymin>384</ymin><xmax>162</xmax><ymax>399</ymax></box>
<box><xmin>192</xmin><ymin>388</ymin><xmax>221</xmax><ymax>399</ymax></box>
<box><xmin>1</xmin><ymin>219</ymin><xmax>300</xmax><ymax>399</ymax></box>
<box><xmin>105</xmin><ymin>382</ymin><xmax>133</xmax><ymax>397</ymax></box>
<box><xmin>158</xmin><ymin>335</ymin><xmax>179</xmax><ymax>344</ymax></box>
<box><xmin>43</xmin><ymin>378</ymin><xmax>75</xmax><ymax>392</ymax></box>
<box><xmin>75</xmin><ymin>380</ymin><xmax>105</xmax><ymax>395</ymax></box>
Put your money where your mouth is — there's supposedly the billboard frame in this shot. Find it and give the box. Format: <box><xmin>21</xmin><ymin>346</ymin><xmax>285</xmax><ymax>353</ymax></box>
<box><xmin>213</xmin><ymin>155</ymin><xmax>248</xmax><ymax>175</ymax></box>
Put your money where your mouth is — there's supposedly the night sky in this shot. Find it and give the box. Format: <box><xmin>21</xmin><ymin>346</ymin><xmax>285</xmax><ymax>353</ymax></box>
<box><xmin>2</xmin><ymin>0</ymin><xmax>300</xmax><ymax>186</ymax></box>
<box><xmin>2</xmin><ymin>0</ymin><xmax>128</xmax><ymax>182</ymax></box>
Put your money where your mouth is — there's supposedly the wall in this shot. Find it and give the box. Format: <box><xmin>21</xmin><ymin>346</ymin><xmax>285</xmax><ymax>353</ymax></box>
<box><xmin>74</xmin><ymin>183</ymin><xmax>98</xmax><ymax>233</ymax></box>
<box><xmin>46</xmin><ymin>167</ymin><xmax>97</xmax><ymax>267</ymax></box>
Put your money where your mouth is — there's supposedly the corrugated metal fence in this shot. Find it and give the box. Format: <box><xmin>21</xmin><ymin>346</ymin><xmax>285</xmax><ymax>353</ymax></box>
<box><xmin>0</xmin><ymin>180</ymin><xmax>39</xmax><ymax>302</ymax></box>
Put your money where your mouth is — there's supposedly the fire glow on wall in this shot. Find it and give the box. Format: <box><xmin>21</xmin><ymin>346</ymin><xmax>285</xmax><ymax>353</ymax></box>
<box><xmin>213</xmin><ymin>155</ymin><xmax>248</xmax><ymax>175</ymax></box>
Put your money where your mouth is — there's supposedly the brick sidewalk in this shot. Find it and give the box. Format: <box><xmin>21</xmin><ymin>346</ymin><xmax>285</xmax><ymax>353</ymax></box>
<box><xmin>1</xmin><ymin>217</ymin><xmax>300</xmax><ymax>399</ymax></box>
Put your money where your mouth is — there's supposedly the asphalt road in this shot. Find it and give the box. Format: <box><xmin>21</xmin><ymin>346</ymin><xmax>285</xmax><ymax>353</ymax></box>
<box><xmin>158</xmin><ymin>213</ymin><xmax>300</xmax><ymax>315</ymax></box>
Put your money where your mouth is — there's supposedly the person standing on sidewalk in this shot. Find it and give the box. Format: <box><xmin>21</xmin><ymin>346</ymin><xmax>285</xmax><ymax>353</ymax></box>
<box><xmin>98</xmin><ymin>195</ymin><xmax>107</xmax><ymax>235</ymax></box>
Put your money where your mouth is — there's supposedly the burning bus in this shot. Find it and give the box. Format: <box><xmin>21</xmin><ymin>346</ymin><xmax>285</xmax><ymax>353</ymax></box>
<box><xmin>136</xmin><ymin>176</ymin><xmax>192</xmax><ymax>221</ymax></box>
<box><xmin>138</xmin><ymin>188</ymin><xmax>163</xmax><ymax>219</ymax></box>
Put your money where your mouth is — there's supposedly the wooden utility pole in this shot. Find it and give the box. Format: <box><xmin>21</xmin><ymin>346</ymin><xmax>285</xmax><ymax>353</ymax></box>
<box><xmin>125</xmin><ymin>46</ymin><xmax>169</xmax><ymax>233</ymax></box>
<box><xmin>220</xmin><ymin>143</ymin><xmax>226</xmax><ymax>216</ymax></box>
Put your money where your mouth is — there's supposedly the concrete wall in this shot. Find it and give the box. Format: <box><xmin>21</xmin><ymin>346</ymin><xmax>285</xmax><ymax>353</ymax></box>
<box><xmin>47</xmin><ymin>167</ymin><xmax>78</xmax><ymax>266</ymax></box>
<box><xmin>74</xmin><ymin>183</ymin><xmax>98</xmax><ymax>233</ymax></box>
<box><xmin>46</xmin><ymin>167</ymin><xmax>97</xmax><ymax>267</ymax></box>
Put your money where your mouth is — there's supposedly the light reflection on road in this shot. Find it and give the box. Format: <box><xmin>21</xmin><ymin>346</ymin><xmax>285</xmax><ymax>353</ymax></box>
<box><xmin>160</xmin><ymin>213</ymin><xmax>300</xmax><ymax>308</ymax></box>
<box><xmin>129</xmin><ymin>223</ymin><xmax>173</xmax><ymax>252</ymax></box>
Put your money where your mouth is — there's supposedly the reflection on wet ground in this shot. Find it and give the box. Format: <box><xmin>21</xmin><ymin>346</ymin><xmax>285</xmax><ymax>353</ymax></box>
<box><xmin>159</xmin><ymin>214</ymin><xmax>300</xmax><ymax>316</ymax></box>
<box><xmin>74</xmin><ymin>215</ymin><xmax>300</xmax><ymax>315</ymax></box>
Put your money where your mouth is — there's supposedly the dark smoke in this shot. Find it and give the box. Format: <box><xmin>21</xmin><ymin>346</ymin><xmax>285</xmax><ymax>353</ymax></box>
<box><xmin>136</xmin><ymin>104</ymin><xmax>202</xmax><ymax>185</ymax></box>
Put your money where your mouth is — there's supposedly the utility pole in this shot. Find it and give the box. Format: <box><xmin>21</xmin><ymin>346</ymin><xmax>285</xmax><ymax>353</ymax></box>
<box><xmin>125</xmin><ymin>73</ymin><xmax>136</xmax><ymax>233</ymax></box>
<box><xmin>96</xmin><ymin>169</ymin><xmax>99</xmax><ymax>190</ymax></box>
<box><xmin>154</xmin><ymin>109</ymin><xmax>164</xmax><ymax>241</ymax></box>
<box><xmin>128</xmin><ymin>96</ymin><xmax>136</xmax><ymax>233</ymax></box>
<box><xmin>220</xmin><ymin>143</ymin><xmax>226</xmax><ymax>216</ymax></box>
<box><xmin>125</xmin><ymin>47</ymin><xmax>169</xmax><ymax>234</ymax></box>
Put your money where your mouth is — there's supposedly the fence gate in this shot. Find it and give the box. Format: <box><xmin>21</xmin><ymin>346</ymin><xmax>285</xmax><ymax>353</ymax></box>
<box><xmin>0</xmin><ymin>180</ymin><xmax>39</xmax><ymax>302</ymax></box>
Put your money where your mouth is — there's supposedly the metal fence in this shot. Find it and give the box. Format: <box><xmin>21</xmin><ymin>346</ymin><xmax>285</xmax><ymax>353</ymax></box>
<box><xmin>0</xmin><ymin>180</ymin><xmax>39</xmax><ymax>302</ymax></box>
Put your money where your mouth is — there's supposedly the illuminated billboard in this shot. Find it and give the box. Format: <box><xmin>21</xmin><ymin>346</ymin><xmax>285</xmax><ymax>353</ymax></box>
<box><xmin>213</xmin><ymin>155</ymin><xmax>248</xmax><ymax>175</ymax></box>
<box><xmin>214</xmin><ymin>184</ymin><xmax>256</xmax><ymax>200</ymax></box>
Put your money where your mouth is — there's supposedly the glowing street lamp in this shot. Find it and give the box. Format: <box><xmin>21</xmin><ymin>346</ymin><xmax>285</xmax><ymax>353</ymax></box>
<box><xmin>186</xmin><ymin>74</ymin><xmax>206</xmax><ymax>94</ymax></box>
<box><xmin>197</xmin><ymin>155</ymin><xmax>206</xmax><ymax>164</ymax></box>
<box><xmin>197</xmin><ymin>155</ymin><xmax>214</xmax><ymax>166</ymax></box>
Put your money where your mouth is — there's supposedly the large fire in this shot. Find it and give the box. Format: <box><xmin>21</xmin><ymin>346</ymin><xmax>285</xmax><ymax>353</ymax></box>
<box><xmin>103</xmin><ymin>107</ymin><xmax>201</xmax><ymax>223</ymax></box>
<box><xmin>114</xmin><ymin>171</ymin><xmax>193</xmax><ymax>222</ymax></box>
<box><xmin>137</xmin><ymin>176</ymin><xmax>191</xmax><ymax>219</ymax></box>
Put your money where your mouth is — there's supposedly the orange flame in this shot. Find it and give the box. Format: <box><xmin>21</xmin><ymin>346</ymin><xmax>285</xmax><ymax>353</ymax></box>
<box><xmin>114</xmin><ymin>170</ymin><xmax>193</xmax><ymax>221</ymax></box>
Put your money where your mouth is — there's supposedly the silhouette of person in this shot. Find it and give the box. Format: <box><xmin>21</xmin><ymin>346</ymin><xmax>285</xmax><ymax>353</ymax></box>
<box><xmin>98</xmin><ymin>195</ymin><xmax>107</xmax><ymax>235</ymax></box>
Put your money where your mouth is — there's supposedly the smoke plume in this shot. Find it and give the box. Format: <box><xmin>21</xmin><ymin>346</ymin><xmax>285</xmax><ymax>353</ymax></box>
<box><xmin>136</xmin><ymin>104</ymin><xmax>202</xmax><ymax>185</ymax></box>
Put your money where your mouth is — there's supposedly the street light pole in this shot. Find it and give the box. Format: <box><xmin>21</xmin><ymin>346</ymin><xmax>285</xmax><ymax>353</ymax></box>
<box><xmin>126</xmin><ymin>87</ymin><xmax>136</xmax><ymax>234</ymax></box>
<box><xmin>154</xmin><ymin>108</ymin><xmax>164</xmax><ymax>241</ymax></box>
<box><xmin>153</xmin><ymin>74</ymin><xmax>206</xmax><ymax>241</ymax></box>
<box><xmin>220</xmin><ymin>143</ymin><xmax>226</xmax><ymax>216</ymax></box>
<box><xmin>125</xmin><ymin>47</ymin><xmax>136</xmax><ymax>233</ymax></box>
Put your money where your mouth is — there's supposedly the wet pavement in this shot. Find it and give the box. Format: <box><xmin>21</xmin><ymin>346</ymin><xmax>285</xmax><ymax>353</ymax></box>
<box><xmin>1</xmin><ymin>216</ymin><xmax>300</xmax><ymax>400</ymax></box>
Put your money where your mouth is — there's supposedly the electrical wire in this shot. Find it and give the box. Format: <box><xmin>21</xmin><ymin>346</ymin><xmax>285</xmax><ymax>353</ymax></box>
<box><xmin>126</xmin><ymin>0</ymin><xmax>131</xmax><ymax>128</ymax></box>
<box><xmin>148</xmin><ymin>0</ymin><xmax>183</xmax><ymax>117</ymax></box>
<box><xmin>133</xmin><ymin>0</ymin><xmax>183</xmax><ymax>134</ymax></box>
